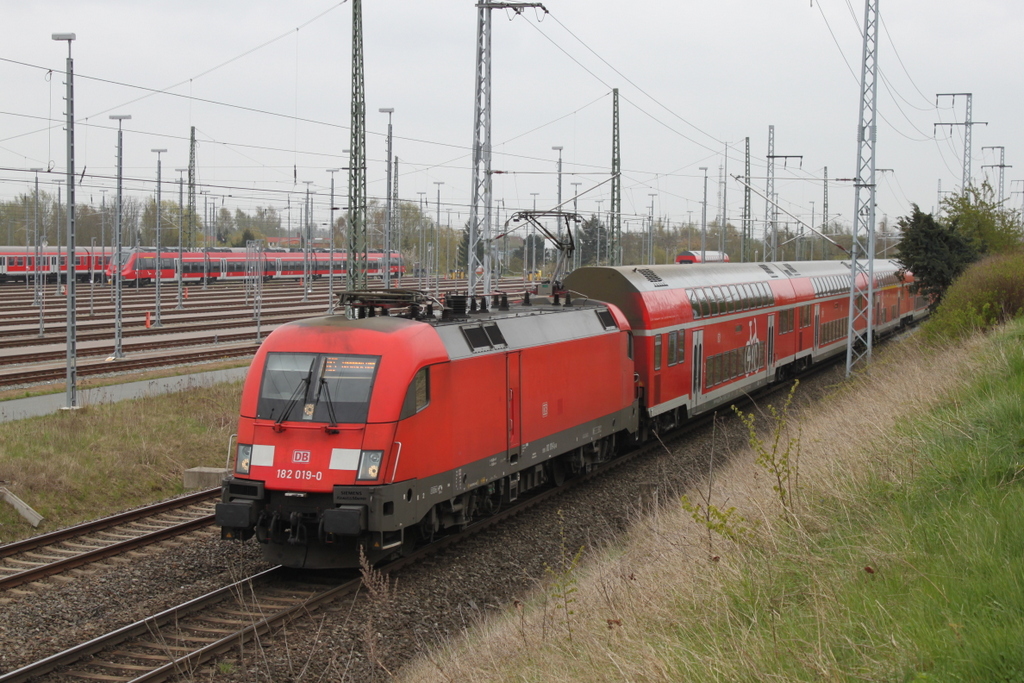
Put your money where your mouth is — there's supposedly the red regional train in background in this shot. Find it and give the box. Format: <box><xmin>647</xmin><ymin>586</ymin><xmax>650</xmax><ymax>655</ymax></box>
<box><xmin>675</xmin><ymin>250</ymin><xmax>730</xmax><ymax>264</ymax></box>
<box><xmin>0</xmin><ymin>247</ymin><xmax>404</xmax><ymax>286</ymax></box>
<box><xmin>216</xmin><ymin>258</ymin><xmax>928</xmax><ymax>568</ymax></box>
<box><xmin>0</xmin><ymin>246</ymin><xmax>111</xmax><ymax>283</ymax></box>
<box><xmin>109</xmin><ymin>249</ymin><xmax>404</xmax><ymax>285</ymax></box>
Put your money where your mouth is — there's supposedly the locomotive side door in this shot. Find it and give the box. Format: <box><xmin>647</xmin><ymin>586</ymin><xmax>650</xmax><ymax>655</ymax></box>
<box><xmin>506</xmin><ymin>351</ymin><xmax>522</xmax><ymax>458</ymax></box>
<box><xmin>690</xmin><ymin>329</ymin><xmax>704</xmax><ymax>411</ymax></box>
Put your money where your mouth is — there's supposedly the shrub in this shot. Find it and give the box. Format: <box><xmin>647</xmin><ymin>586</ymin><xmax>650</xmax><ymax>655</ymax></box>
<box><xmin>925</xmin><ymin>251</ymin><xmax>1024</xmax><ymax>340</ymax></box>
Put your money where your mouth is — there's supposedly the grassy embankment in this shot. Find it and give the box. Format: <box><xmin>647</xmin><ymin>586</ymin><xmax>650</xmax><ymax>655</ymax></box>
<box><xmin>0</xmin><ymin>380</ymin><xmax>242</xmax><ymax>544</ymax></box>
<box><xmin>402</xmin><ymin>323</ymin><xmax>1024</xmax><ymax>678</ymax></box>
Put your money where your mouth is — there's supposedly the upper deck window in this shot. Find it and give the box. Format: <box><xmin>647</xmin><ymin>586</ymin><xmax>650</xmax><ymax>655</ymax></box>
<box><xmin>256</xmin><ymin>352</ymin><xmax>380</xmax><ymax>424</ymax></box>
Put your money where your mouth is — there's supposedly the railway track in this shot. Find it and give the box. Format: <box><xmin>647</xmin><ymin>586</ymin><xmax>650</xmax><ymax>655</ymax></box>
<box><xmin>0</xmin><ymin>489</ymin><xmax>218</xmax><ymax>592</ymax></box>
<box><xmin>0</xmin><ymin>396</ymin><xmax>733</xmax><ymax>683</ymax></box>
<box><xmin>0</xmin><ymin>344</ymin><xmax>259</xmax><ymax>388</ymax></box>
<box><xmin>0</xmin><ymin>340</ymin><xmax>848</xmax><ymax>682</ymax></box>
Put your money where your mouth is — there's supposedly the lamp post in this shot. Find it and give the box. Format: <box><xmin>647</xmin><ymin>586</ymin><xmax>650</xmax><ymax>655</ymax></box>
<box><xmin>174</xmin><ymin>168</ymin><xmax>186</xmax><ymax>309</ymax></box>
<box><xmin>570</xmin><ymin>181</ymin><xmax>582</xmax><ymax>269</ymax></box>
<box><xmin>647</xmin><ymin>193</ymin><xmax>657</xmax><ymax>265</ymax></box>
<box><xmin>302</xmin><ymin>180</ymin><xmax>313</xmax><ymax>301</ymax></box>
<box><xmin>379</xmin><ymin>108</ymin><xmax>394</xmax><ymax>289</ymax></box>
<box><xmin>31</xmin><ymin>168</ymin><xmax>42</xmax><ymax>308</ymax></box>
<box><xmin>416</xmin><ymin>191</ymin><xmax>426</xmax><ymax>286</ymax></box>
<box><xmin>327</xmin><ymin>168</ymin><xmax>340</xmax><ymax>313</ymax></box>
<box><xmin>699</xmin><ymin>167</ymin><xmax>709</xmax><ymax>263</ymax></box>
<box><xmin>53</xmin><ymin>32</ymin><xmax>78</xmax><ymax>409</ymax></box>
<box><xmin>110</xmin><ymin>114</ymin><xmax>131</xmax><ymax>359</ymax></box>
<box><xmin>151</xmin><ymin>149</ymin><xmax>167</xmax><ymax>327</ymax></box>
<box><xmin>89</xmin><ymin>237</ymin><xmax>95</xmax><ymax>316</ymax></box>
<box><xmin>434</xmin><ymin>181</ymin><xmax>443</xmax><ymax>296</ymax></box>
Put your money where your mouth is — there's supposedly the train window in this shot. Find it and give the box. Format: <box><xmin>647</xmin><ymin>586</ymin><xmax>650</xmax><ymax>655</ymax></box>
<box><xmin>711</xmin><ymin>287</ymin><xmax>725</xmax><ymax>315</ymax></box>
<box><xmin>779</xmin><ymin>309</ymin><xmax>794</xmax><ymax>334</ymax></box>
<box><xmin>400</xmin><ymin>367</ymin><xmax>430</xmax><ymax>419</ymax></box>
<box><xmin>728</xmin><ymin>285</ymin><xmax>740</xmax><ymax>312</ymax></box>
<box><xmin>694</xmin><ymin>289</ymin><xmax>710</xmax><ymax>318</ymax></box>
<box><xmin>654</xmin><ymin>334</ymin><xmax>662</xmax><ymax>371</ymax></box>
<box><xmin>800</xmin><ymin>305</ymin><xmax>812</xmax><ymax>328</ymax></box>
<box><xmin>687</xmin><ymin>290</ymin><xmax>701</xmax><ymax>319</ymax></box>
<box><xmin>765</xmin><ymin>283</ymin><xmax>775</xmax><ymax>306</ymax></box>
<box><xmin>668</xmin><ymin>330</ymin><xmax>677</xmax><ymax>366</ymax></box>
<box><xmin>256</xmin><ymin>352</ymin><xmax>380</xmax><ymax>424</ymax></box>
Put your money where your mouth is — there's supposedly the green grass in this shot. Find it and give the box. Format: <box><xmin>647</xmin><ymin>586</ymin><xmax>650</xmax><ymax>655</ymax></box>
<box><xmin>0</xmin><ymin>380</ymin><xmax>242</xmax><ymax>544</ymax></box>
<box><xmin>399</xmin><ymin>321</ymin><xmax>1024</xmax><ymax>683</ymax></box>
<box><xmin>675</xmin><ymin>321</ymin><xmax>1024</xmax><ymax>680</ymax></box>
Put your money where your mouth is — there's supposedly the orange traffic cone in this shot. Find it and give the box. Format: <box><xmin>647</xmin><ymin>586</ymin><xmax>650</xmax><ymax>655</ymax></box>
<box><xmin>145</xmin><ymin>311</ymin><xmax>151</xmax><ymax>329</ymax></box>
<box><xmin>184</xmin><ymin>287</ymin><xmax>189</xmax><ymax>299</ymax></box>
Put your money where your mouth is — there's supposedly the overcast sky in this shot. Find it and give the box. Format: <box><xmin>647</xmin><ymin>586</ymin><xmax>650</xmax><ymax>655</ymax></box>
<box><xmin>1</xmin><ymin>0</ymin><xmax>1021</xmax><ymax>242</ymax></box>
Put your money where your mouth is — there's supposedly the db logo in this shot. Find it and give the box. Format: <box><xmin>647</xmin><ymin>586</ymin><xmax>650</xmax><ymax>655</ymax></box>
<box><xmin>292</xmin><ymin>450</ymin><xmax>311</xmax><ymax>464</ymax></box>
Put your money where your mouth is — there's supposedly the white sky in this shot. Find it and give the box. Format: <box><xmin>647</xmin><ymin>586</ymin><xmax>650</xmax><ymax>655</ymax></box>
<box><xmin>1</xmin><ymin>0</ymin><xmax>1021</xmax><ymax>240</ymax></box>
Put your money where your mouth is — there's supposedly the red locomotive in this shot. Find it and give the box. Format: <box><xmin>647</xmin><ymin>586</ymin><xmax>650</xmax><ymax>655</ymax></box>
<box><xmin>217</xmin><ymin>290</ymin><xmax>639</xmax><ymax>568</ymax></box>
<box><xmin>111</xmin><ymin>249</ymin><xmax>404</xmax><ymax>285</ymax></box>
<box><xmin>217</xmin><ymin>259</ymin><xmax>927</xmax><ymax>568</ymax></box>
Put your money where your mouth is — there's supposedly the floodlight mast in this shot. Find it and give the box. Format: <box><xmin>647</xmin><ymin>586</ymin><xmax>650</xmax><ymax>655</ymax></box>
<box><xmin>53</xmin><ymin>32</ymin><xmax>78</xmax><ymax>410</ymax></box>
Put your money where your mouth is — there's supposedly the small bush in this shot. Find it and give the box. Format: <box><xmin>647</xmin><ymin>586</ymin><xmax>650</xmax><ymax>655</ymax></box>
<box><xmin>924</xmin><ymin>251</ymin><xmax>1024</xmax><ymax>340</ymax></box>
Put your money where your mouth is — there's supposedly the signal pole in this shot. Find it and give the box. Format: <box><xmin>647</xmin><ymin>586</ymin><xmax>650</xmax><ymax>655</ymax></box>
<box><xmin>380</xmin><ymin>107</ymin><xmax>394</xmax><ymax>289</ymax></box>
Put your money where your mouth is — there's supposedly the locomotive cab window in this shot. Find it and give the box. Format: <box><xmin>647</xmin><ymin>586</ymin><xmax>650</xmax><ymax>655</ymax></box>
<box><xmin>257</xmin><ymin>352</ymin><xmax>380</xmax><ymax>424</ymax></box>
<box><xmin>400</xmin><ymin>367</ymin><xmax>431</xmax><ymax>419</ymax></box>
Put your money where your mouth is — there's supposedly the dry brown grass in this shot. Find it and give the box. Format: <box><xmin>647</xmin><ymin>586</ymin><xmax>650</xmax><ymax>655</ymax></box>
<box><xmin>399</xmin><ymin>333</ymin><xmax>986</xmax><ymax>682</ymax></box>
<box><xmin>0</xmin><ymin>379</ymin><xmax>243</xmax><ymax>544</ymax></box>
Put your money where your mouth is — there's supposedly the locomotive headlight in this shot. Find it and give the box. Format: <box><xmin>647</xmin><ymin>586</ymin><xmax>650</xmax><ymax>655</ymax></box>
<box><xmin>235</xmin><ymin>444</ymin><xmax>253</xmax><ymax>475</ymax></box>
<box><xmin>356</xmin><ymin>450</ymin><xmax>384</xmax><ymax>481</ymax></box>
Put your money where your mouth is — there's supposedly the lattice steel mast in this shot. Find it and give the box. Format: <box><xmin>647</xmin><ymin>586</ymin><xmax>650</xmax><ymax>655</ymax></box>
<box><xmin>935</xmin><ymin>93</ymin><xmax>986</xmax><ymax>193</ymax></box>
<box><xmin>610</xmin><ymin>88</ymin><xmax>621</xmax><ymax>265</ymax></box>
<box><xmin>347</xmin><ymin>0</ymin><xmax>368</xmax><ymax>292</ymax></box>
<box><xmin>469</xmin><ymin>2</ymin><xmax>546</xmax><ymax>296</ymax></box>
<box><xmin>846</xmin><ymin>0</ymin><xmax>880</xmax><ymax>377</ymax></box>
<box><xmin>742</xmin><ymin>137</ymin><xmax>751</xmax><ymax>262</ymax></box>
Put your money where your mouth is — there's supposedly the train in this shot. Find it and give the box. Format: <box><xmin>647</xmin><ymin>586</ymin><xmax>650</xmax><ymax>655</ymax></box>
<box><xmin>675</xmin><ymin>250</ymin><xmax>730</xmax><ymax>264</ymax></box>
<box><xmin>109</xmin><ymin>249</ymin><xmax>405</xmax><ymax>285</ymax></box>
<box><xmin>215</xmin><ymin>259</ymin><xmax>928</xmax><ymax>569</ymax></box>
<box><xmin>0</xmin><ymin>247</ymin><xmax>404</xmax><ymax>285</ymax></box>
<box><xmin>0</xmin><ymin>246</ymin><xmax>110</xmax><ymax>283</ymax></box>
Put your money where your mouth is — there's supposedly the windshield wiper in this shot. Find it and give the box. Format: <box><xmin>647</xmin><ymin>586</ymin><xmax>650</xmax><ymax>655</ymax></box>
<box><xmin>318</xmin><ymin>377</ymin><xmax>340</xmax><ymax>433</ymax></box>
<box><xmin>274</xmin><ymin>360</ymin><xmax>315</xmax><ymax>429</ymax></box>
